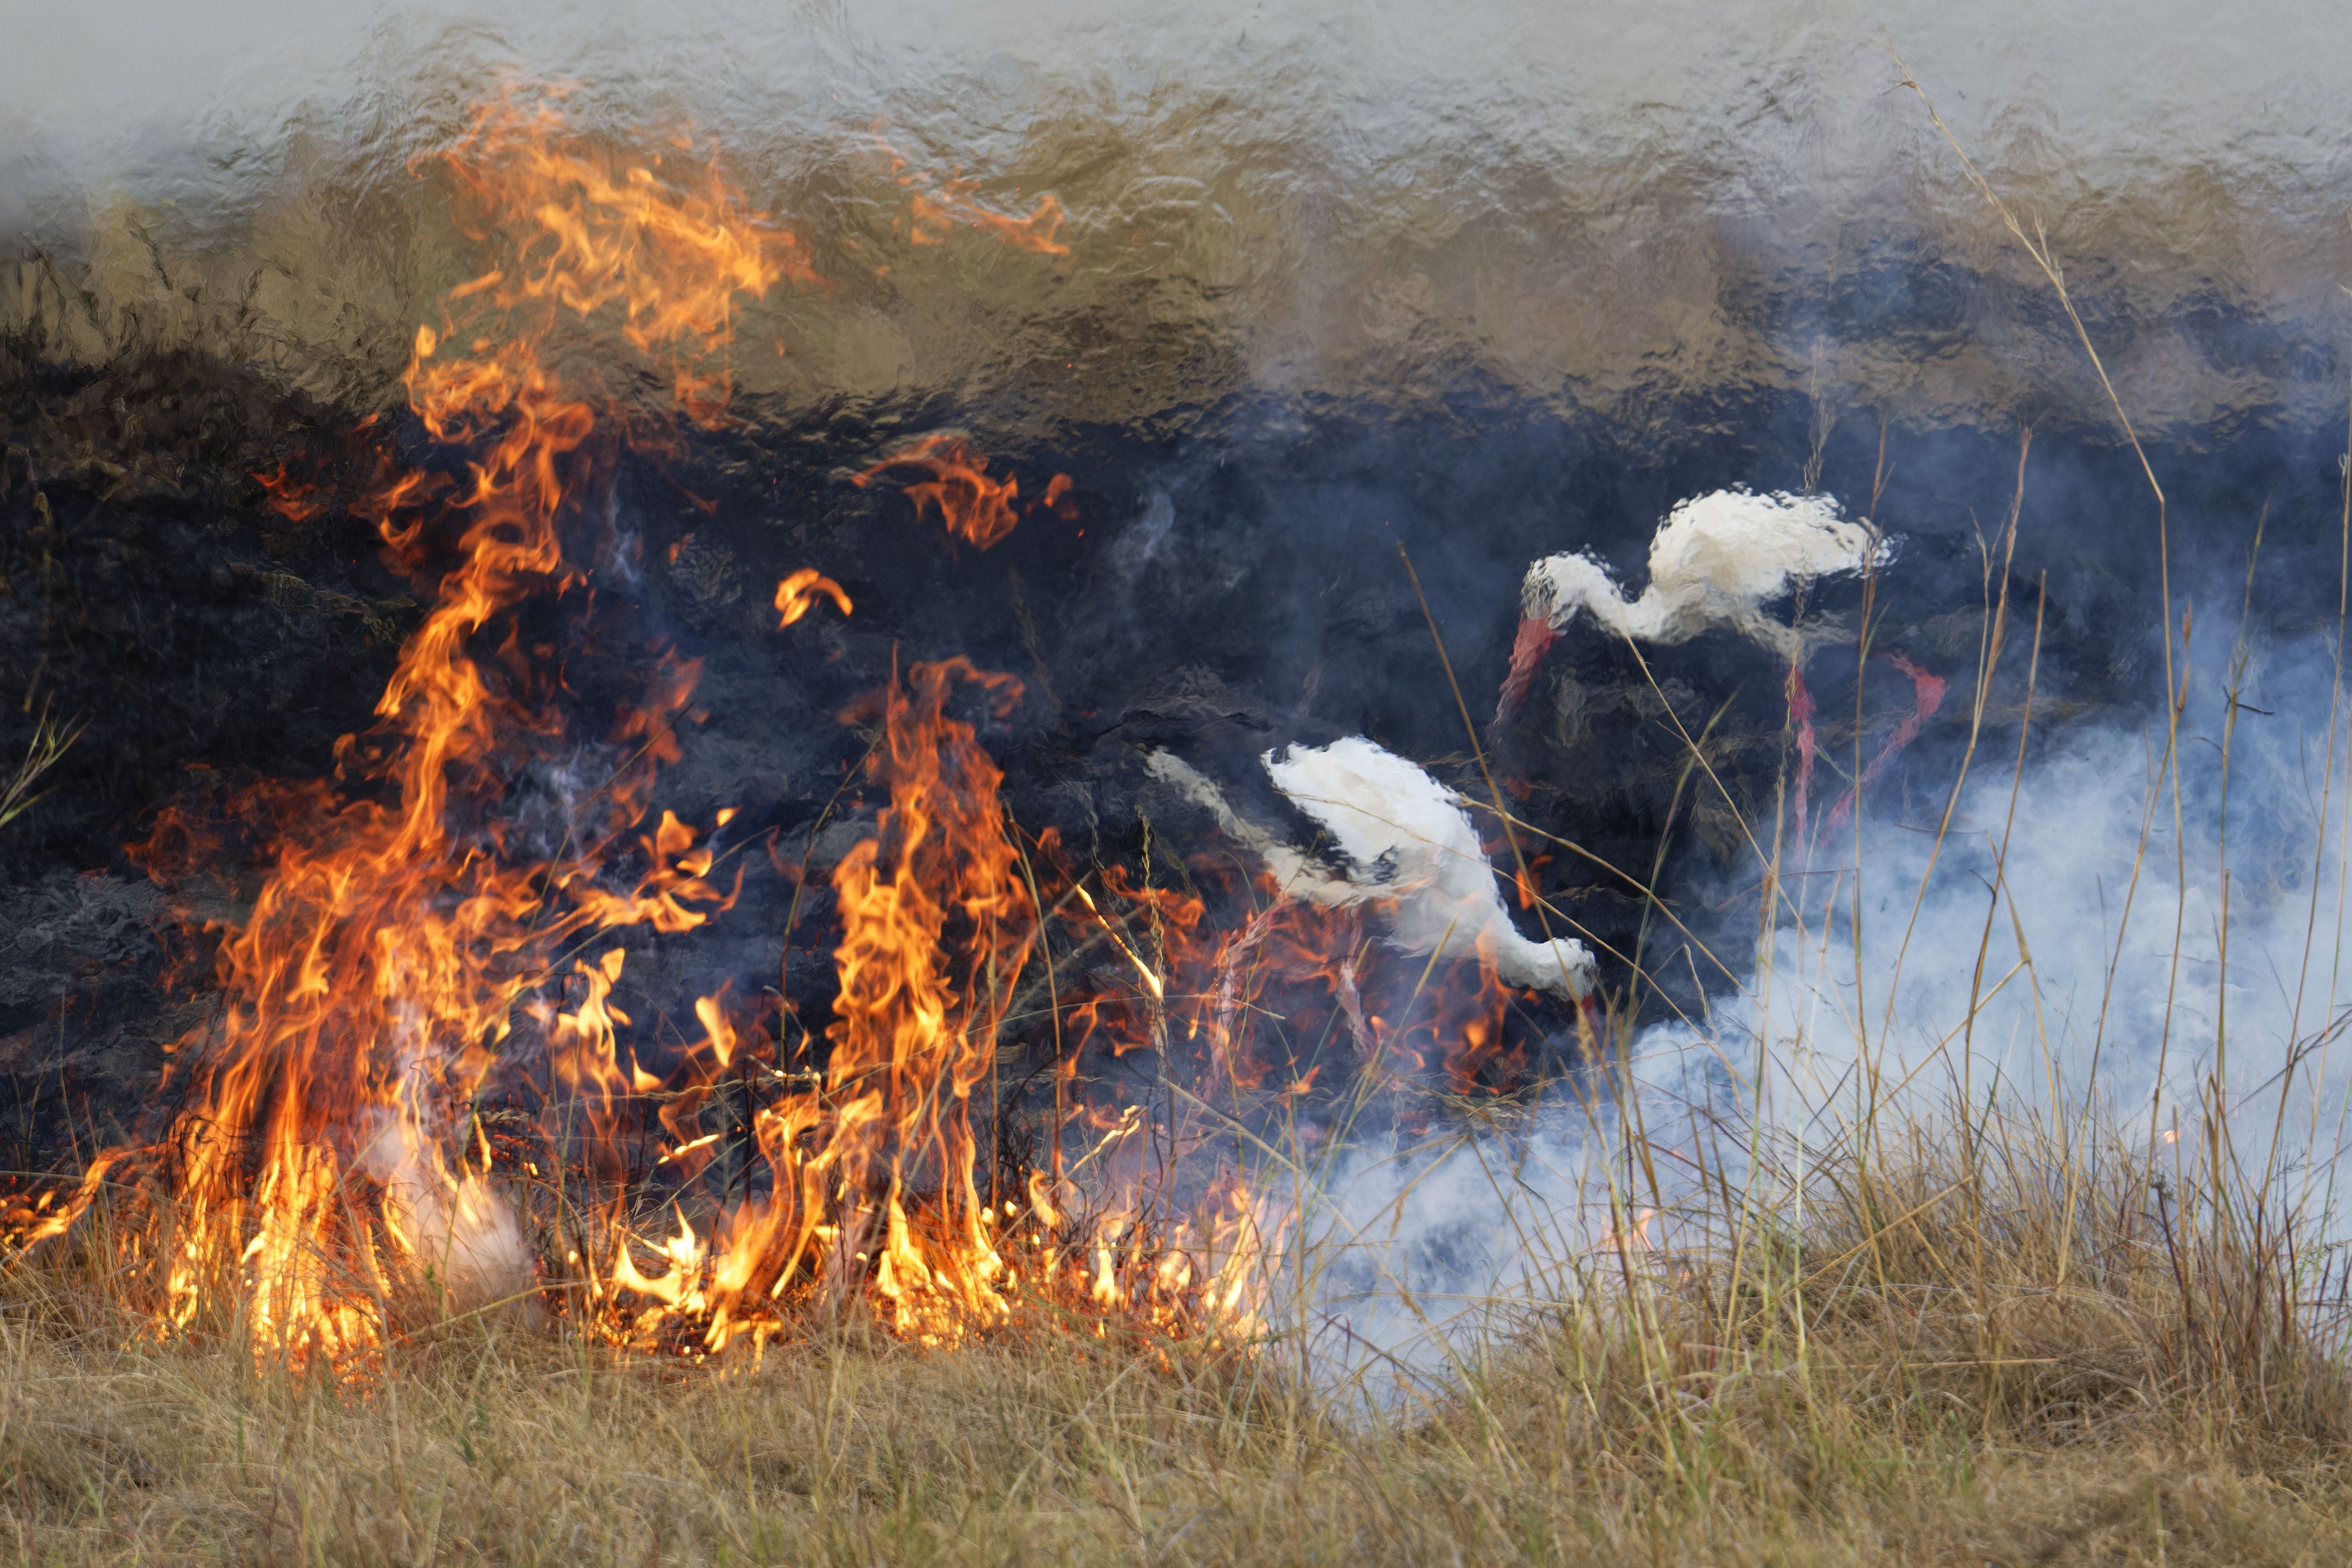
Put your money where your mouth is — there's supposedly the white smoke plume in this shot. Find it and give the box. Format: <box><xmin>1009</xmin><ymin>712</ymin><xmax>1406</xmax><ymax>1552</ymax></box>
<box><xmin>1638</xmin><ymin>674</ymin><xmax>2352</xmax><ymax>1185</ymax></box>
<box><xmin>360</xmin><ymin>1042</ymin><xmax>536</xmax><ymax>1314</ymax></box>
<box><xmin>1264</xmin><ymin>630</ymin><xmax>2352</xmax><ymax>1397</ymax></box>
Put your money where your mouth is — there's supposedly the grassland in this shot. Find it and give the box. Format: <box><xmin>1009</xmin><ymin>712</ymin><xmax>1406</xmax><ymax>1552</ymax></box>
<box><xmin>8</xmin><ymin>57</ymin><xmax>2352</xmax><ymax>1568</ymax></box>
<box><xmin>0</xmin><ymin>1074</ymin><xmax>2343</xmax><ymax>1567</ymax></box>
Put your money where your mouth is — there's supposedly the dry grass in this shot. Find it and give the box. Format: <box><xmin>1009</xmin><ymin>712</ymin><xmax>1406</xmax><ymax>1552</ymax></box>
<box><xmin>0</xmin><ymin>700</ymin><xmax>80</xmax><ymax>835</ymax></box>
<box><xmin>3</xmin><ymin>1091</ymin><xmax>2348</xmax><ymax>1567</ymax></box>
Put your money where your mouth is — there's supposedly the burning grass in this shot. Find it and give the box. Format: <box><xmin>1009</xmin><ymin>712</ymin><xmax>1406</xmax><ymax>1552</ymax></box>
<box><xmin>8</xmin><ymin>59</ymin><xmax>2352</xmax><ymax>1568</ymax></box>
<box><xmin>2</xmin><ymin>1094</ymin><xmax>2350</xmax><ymax>1564</ymax></box>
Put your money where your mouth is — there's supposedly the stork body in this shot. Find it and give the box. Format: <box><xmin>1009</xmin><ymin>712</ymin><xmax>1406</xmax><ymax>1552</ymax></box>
<box><xmin>1146</xmin><ymin>739</ymin><xmax>1596</xmax><ymax>1003</ymax></box>
<box><xmin>1499</xmin><ymin>489</ymin><xmax>1883</xmax><ymax>720</ymax></box>
<box><xmin>1261</xmin><ymin>738</ymin><xmax>1596</xmax><ymax>999</ymax></box>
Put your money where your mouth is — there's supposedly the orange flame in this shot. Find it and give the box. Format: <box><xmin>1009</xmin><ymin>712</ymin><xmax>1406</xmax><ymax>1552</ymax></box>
<box><xmin>606</xmin><ymin>658</ymin><xmax>1036</xmax><ymax>1349</ymax></box>
<box><xmin>820</xmin><ymin>659</ymin><xmax>1031</xmax><ymax>1336</ymax></box>
<box><xmin>25</xmin><ymin>91</ymin><xmax>802</xmax><ymax>1372</ymax></box>
<box><xmin>251</xmin><ymin>461</ymin><xmax>327</xmax><ymax>522</ymax></box>
<box><xmin>775</xmin><ymin>567</ymin><xmax>853</xmax><ymax>626</ymax></box>
<box><xmin>852</xmin><ymin>435</ymin><xmax>1032</xmax><ymax>549</ymax></box>
<box><xmin>12</xmin><ymin>93</ymin><xmax>1365</xmax><ymax>1371</ymax></box>
<box><xmin>875</xmin><ymin>129</ymin><xmax>1071</xmax><ymax>256</ymax></box>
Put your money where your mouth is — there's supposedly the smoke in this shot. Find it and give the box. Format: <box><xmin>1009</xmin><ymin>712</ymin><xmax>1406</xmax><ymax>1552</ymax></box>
<box><xmin>360</xmin><ymin>1030</ymin><xmax>536</xmax><ymax>1315</ymax></box>
<box><xmin>359</xmin><ymin>1122</ymin><xmax>536</xmax><ymax>1315</ymax></box>
<box><xmin>1261</xmin><ymin>620</ymin><xmax>2352</xmax><ymax>1393</ymax></box>
<box><xmin>1640</xmin><ymin>628</ymin><xmax>2352</xmax><ymax>1170</ymax></box>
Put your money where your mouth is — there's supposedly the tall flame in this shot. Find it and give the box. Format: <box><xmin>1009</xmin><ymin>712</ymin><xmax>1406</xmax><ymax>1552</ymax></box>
<box><xmin>4</xmin><ymin>92</ymin><xmax>1438</xmax><ymax>1370</ymax></box>
<box><xmin>822</xmin><ymin>659</ymin><xmax>1031</xmax><ymax>1333</ymax></box>
<box><xmin>111</xmin><ymin>92</ymin><xmax>793</xmax><ymax>1369</ymax></box>
<box><xmin>604</xmin><ymin>660</ymin><xmax>1034</xmax><ymax>1348</ymax></box>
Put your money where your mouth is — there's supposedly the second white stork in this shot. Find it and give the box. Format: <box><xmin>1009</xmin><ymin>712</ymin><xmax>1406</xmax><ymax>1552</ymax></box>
<box><xmin>1496</xmin><ymin>488</ymin><xmax>1939</xmax><ymax>856</ymax></box>
<box><xmin>1497</xmin><ymin>488</ymin><xmax>1885</xmax><ymax>720</ymax></box>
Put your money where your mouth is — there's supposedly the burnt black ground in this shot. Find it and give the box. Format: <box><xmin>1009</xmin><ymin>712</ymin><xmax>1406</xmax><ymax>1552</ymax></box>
<box><xmin>1</xmin><ymin>324</ymin><xmax>2344</xmax><ymax>1179</ymax></box>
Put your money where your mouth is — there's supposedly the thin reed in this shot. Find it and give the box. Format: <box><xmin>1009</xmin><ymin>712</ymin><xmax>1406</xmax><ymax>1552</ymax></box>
<box><xmin>0</xmin><ymin>701</ymin><xmax>79</xmax><ymax>835</ymax></box>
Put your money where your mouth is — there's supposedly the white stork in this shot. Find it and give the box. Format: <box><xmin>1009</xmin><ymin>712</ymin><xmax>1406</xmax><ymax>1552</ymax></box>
<box><xmin>1497</xmin><ymin>489</ymin><xmax>1937</xmax><ymax>853</ymax></box>
<box><xmin>1147</xmin><ymin>738</ymin><xmax>1598</xmax><ymax>1008</ymax></box>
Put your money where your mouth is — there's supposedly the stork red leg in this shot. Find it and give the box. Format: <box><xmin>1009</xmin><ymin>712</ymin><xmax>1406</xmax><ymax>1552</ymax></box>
<box><xmin>1786</xmin><ymin>662</ymin><xmax>1817</xmax><ymax>860</ymax></box>
<box><xmin>1822</xmin><ymin>650</ymin><xmax>1949</xmax><ymax>839</ymax></box>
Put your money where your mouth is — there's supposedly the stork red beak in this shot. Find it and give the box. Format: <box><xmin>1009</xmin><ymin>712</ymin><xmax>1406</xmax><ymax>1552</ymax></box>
<box><xmin>1497</xmin><ymin>616</ymin><xmax>1559</xmax><ymax>722</ymax></box>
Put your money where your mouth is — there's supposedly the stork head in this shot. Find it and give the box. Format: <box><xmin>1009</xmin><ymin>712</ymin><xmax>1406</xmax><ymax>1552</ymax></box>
<box><xmin>1518</xmin><ymin>554</ymin><xmax>1559</xmax><ymax>621</ymax></box>
<box><xmin>1534</xmin><ymin>935</ymin><xmax>1608</xmax><ymax>1049</ymax></box>
<box><xmin>1497</xmin><ymin>552</ymin><xmax>1615</xmax><ymax>723</ymax></box>
<box><xmin>1533</xmin><ymin>934</ymin><xmax>1598</xmax><ymax>1000</ymax></box>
